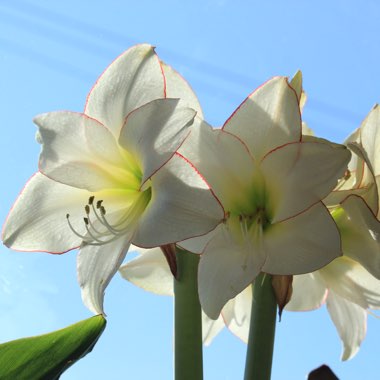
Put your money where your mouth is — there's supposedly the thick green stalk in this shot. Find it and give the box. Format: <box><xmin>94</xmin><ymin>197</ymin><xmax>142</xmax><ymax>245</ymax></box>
<box><xmin>174</xmin><ymin>248</ymin><xmax>203</xmax><ymax>380</ymax></box>
<box><xmin>244</xmin><ymin>273</ymin><xmax>277</xmax><ymax>380</ymax></box>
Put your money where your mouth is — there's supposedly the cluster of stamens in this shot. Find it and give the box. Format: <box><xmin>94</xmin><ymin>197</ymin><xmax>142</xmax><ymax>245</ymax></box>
<box><xmin>66</xmin><ymin>196</ymin><xmax>124</xmax><ymax>246</ymax></box>
<box><xmin>224</xmin><ymin>207</ymin><xmax>269</xmax><ymax>245</ymax></box>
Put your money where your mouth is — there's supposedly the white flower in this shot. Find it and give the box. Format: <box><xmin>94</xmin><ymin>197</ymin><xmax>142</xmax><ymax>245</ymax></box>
<box><xmin>179</xmin><ymin>77</ymin><xmax>351</xmax><ymax>319</ymax></box>
<box><xmin>286</xmin><ymin>105</ymin><xmax>380</xmax><ymax>360</ymax></box>
<box><xmin>2</xmin><ymin>44</ymin><xmax>224</xmax><ymax>314</ymax></box>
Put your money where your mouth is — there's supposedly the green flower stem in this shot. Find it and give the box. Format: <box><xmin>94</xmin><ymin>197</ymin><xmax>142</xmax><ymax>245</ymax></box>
<box><xmin>244</xmin><ymin>273</ymin><xmax>277</xmax><ymax>380</ymax></box>
<box><xmin>174</xmin><ymin>248</ymin><xmax>203</xmax><ymax>380</ymax></box>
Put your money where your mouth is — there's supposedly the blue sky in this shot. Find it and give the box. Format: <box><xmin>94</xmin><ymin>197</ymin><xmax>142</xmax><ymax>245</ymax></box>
<box><xmin>1</xmin><ymin>1</ymin><xmax>380</xmax><ymax>379</ymax></box>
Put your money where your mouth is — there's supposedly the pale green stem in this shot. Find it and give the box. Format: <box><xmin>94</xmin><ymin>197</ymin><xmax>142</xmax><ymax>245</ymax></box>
<box><xmin>174</xmin><ymin>248</ymin><xmax>203</xmax><ymax>380</ymax></box>
<box><xmin>244</xmin><ymin>273</ymin><xmax>277</xmax><ymax>380</ymax></box>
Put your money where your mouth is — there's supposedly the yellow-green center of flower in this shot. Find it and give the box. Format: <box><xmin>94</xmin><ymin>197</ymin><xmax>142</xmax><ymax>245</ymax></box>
<box><xmin>66</xmin><ymin>150</ymin><xmax>152</xmax><ymax>245</ymax></box>
<box><xmin>224</xmin><ymin>170</ymin><xmax>273</xmax><ymax>248</ymax></box>
<box><xmin>225</xmin><ymin>206</ymin><xmax>271</xmax><ymax>246</ymax></box>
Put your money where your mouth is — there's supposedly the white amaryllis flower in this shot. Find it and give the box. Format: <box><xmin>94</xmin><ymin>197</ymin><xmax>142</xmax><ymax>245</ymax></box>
<box><xmin>178</xmin><ymin>77</ymin><xmax>351</xmax><ymax>319</ymax></box>
<box><xmin>207</xmin><ymin>94</ymin><xmax>380</xmax><ymax>360</ymax></box>
<box><xmin>285</xmin><ymin>106</ymin><xmax>380</xmax><ymax>360</ymax></box>
<box><xmin>326</xmin><ymin>105</ymin><xmax>380</xmax><ymax>278</ymax></box>
<box><xmin>119</xmin><ymin>246</ymin><xmax>225</xmax><ymax>345</ymax></box>
<box><xmin>2</xmin><ymin>44</ymin><xmax>224</xmax><ymax>315</ymax></box>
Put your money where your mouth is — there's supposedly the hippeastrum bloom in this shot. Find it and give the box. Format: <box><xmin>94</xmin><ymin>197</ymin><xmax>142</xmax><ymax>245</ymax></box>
<box><xmin>200</xmin><ymin>97</ymin><xmax>380</xmax><ymax>359</ymax></box>
<box><xmin>327</xmin><ymin>106</ymin><xmax>380</xmax><ymax>279</ymax></box>
<box><xmin>2</xmin><ymin>44</ymin><xmax>224</xmax><ymax>314</ymax></box>
<box><xmin>178</xmin><ymin>76</ymin><xmax>351</xmax><ymax>319</ymax></box>
<box><xmin>119</xmin><ymin>246</ymin><xmax>225</xmax><ymax>345</ymax></box>
<box><xmin>284</xmin><ymin>106</ymin><xmax>380</xmax><ymax>360</ymax></box>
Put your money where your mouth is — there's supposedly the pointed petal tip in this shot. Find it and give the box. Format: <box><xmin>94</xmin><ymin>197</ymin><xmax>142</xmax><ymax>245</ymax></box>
<box><xmin>341</xmin><ymin>345</ymin><xmax>359</xmax><ymax>361</ymax></box>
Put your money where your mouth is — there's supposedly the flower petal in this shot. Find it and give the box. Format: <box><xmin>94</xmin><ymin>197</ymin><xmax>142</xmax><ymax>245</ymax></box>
<box><xmin>161</xmin><ymin>61</ymin><xmax>204</xmax><ymax>118</ymax></box>
<box><xmin>84</xmin><ymin>44</ymin><xmax>165</xmax><ymax>136</ymax></box>
<box><xmin>338</xmin><ymin>195</ymin><xmax>380</xmax><ymax>279</ymax></box>
<box><xmin>223</xmin><ymin>77</ymin><xmax>301</xmax><ymax>160</ymax></box>
<box><xmin>359</xmin><ymin>104</ymin><xmax>380</xmax><ymax>177</ymax></box>
<box><xmin>198</xmin><ymin>225</ymin><xmax>266</xmax><ymax>319</ymax></box>
<box><xmin>261</xmin><ymin>141</ymin><xmax>351</xmax><ymax>222</ymax></box>
<box><xmin>77</xmin><ymin>235</ymin><xmax>131</xmax><ymax>314</ymax></box>
<box><xmin>35</xmin><ymin>111</ymin><xmax>129</xmax><ymax>191</ymax></box>
<box><xmin>179</xmin><ymin>119</ymin><xmax>256</xmax><ymax>210</ymax></box>
<box><xmin>262</xmin><ymin>202</ymin><xmax>341</xmax><ymax>274</ymax></box>
<box><xmin>301</xmin><ymin>122</ymin><xmax>314</xmax><ymax>136</ymax></box>
<box><xmin>178</xmin><ymin>226</ymin><xmax>221</xmax><ymax>254</ymax></box>
<box><xmin>118</xmin><ymin>98</ymin><xmax>196</xmax><ymax>183</ymax></box>
<box><xmin>222</xmin><ymin>285</ymin><xmax>252</xmax><ymax>343</ymax></box>
<box><xmin>324</xmin><ymin>186</ymin><xmax>376</xmax><ymax>210</ymax></box>
<box><xmin>320</xmin><ymin>256</ymin><xmax>380</xmax><ymax>310</ymax></box>
<box><xmin>285</xmin><ymin>273</ymin><xmax>327</xmax><ymax>311</ymax></box>
<box><xmin>119</xmin><ymin>246</ymin><xmax>173</xmax><ymax>296</ymax></box>
<box><xmin>132</xmin><ymin>152</ymin><xmax>224</xmax><ymax>247</ymax></box>
<box><xmin>289</xmin><ymin>70</ymin><xmax>303</xmax><ymax>102</ymax></box>
<box><xmin>346</xmin><ymin>142</ymin><xmax>379</xmax><ymax>214</ymax></box>
<box><xmin>202</xmin><ymin>313</ymin><xmax>225</xmax><ymax>346</ymax></box>
<box><xmin>2</xmin><ymin>172</ymin><xmax>89</xmax><ymax>253</ymax></box>
<box><xmin>326</xmin><ymin>290</ymin><xmax>367</xmax><ymax>361</ymax></box>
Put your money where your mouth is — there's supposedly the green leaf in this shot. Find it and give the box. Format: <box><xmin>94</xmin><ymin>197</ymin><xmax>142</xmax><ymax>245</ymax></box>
<box><xmin>0</xmin><ymin>315</ymin><xmax>106</xmax><ymax>380</ymax></box>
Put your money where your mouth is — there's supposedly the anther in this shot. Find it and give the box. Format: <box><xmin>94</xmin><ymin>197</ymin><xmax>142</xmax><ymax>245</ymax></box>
<box><xmin>85</xmin><ymin>205</ymin><xmax>90</xmax><ymax>214</ymax></box>
<box><xmin>96</xmin><ymin>200</ymin><xmax>103</xmax><ymax>209</ymax></box>
<box><xmin>84</xmin><ymin>217</ymin><xmax>89</xmax><ymax>225</ymax></box>
<box><xmin>88</xmin><ymin>196</ymin><xmax>95</xmax><ymax>205</ymax></box>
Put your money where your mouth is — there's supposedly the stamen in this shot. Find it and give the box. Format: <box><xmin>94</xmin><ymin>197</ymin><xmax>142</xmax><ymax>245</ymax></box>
<box><xmin>99</xmin><ymin>213</ymin><xmax>123</xmax><ymax>234</ymax></box>
<box><xmin>66</xmin><ymin>213</ymin><xmax>91</xmax><ymax>242</ymax></box>
<box><xmin>84</xmin><ymin>209</ymin><xmax>102</xmax><ymax>235</ymax></box>
<box><xmin>90</xmin><ymin>200</ymin><xmax>103</xmax><ymax>224</ymax></box>
<box><xmin>67</xmin><ymin>193</ymin><xmax>150</xmax><ymax>247</ymax></box>
<box><xmin>84</xmin><ymin>221</ymin><xmax>110</xmax><ymax>244</ymax></box>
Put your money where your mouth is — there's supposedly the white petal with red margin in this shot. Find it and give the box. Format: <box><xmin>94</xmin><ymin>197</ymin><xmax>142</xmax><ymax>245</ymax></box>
<box><xmin>132</xmin><ymin>153</ymin><xmax>224</xmax><ymax>247</ymax></box>
<box><xmin>119</xmin><ymin>98</ymin><xmax>196</xmax><ymax>183</ymax></box>
<box><xmin>261</xmin><ymin>141</ymin><xmax>350</xmax><ymax>223</ymax></box>
<box><xmin>85</xmin><ymin>44</ymin><xmax>165</xmax><ymax>136</ymax></box>
<box><xmin>179</xmin><ymin>119</ymin><xmax>257</xmax><ymax>211</ymax></box>
<box><xmin>2</xmin><ymin>172</ymin><xmax>89</xmax><ymax>252</ymax></box>
<box><xmin>35</xmin><ymin>111</ymin><xmax>130</xmax><ymax>191</ymax></box>
<box><xmin>161</xmin><ymin>62</ymin><xmax>204</xmax><ymax>118</ymax></box>
<box><xmin>223</xmin><ymin>77</ymin><xmax>301</xmax><ymax>161</ymax></box>
<box><xmin>262</xmin><ymin>202</ymin><xmax>341</xmax><ymax>275</ymax></box>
